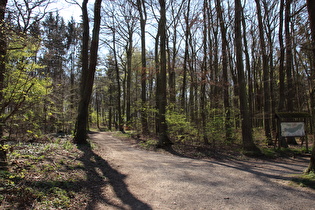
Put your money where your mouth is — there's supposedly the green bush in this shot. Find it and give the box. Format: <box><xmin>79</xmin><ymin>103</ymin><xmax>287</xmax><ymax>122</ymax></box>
<box><xmin>166</xmin><ymin>109</ymin><xmax>198</xmax><ymax>144</ymax></box>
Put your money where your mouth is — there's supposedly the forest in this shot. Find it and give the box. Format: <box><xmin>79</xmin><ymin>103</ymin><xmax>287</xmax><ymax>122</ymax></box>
<box><xmin>1</xmin><ymin>0</ymin><xmax>315</xmax><ymax>172</ymax></box>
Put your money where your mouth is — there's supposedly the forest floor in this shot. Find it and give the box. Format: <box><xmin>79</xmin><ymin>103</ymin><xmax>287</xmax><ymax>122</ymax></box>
<box><xmin>1</xmin><ymin>131</ymin><xmax>315</xmax><ymax>209</ymax></box>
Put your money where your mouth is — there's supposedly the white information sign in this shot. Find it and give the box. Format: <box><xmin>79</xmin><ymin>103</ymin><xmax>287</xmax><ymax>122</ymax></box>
<box><xmin>280</xmin><ymin>122</ymin><xmax>305</xmax><ymax>137</ymax></box>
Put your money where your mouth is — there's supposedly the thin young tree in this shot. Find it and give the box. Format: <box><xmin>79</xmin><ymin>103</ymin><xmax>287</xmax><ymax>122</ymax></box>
<box><xmin>181</xmin><ymin>0</ymin><xmax>191</xmax><ymax>110</ymax></box>
<box><xmin>285</xmin><ymin>0</ymin><xmax>294</xmax><ymax>112</ymax></box>
<box><xmin>200</xmin><ymin>0</ymin><xmax>208</xmax><ymax>144</ymax></box>
<box><xmin>278</xmin><ymin>0</ymin><xmax>286</xmax><ymax>111</ymax></box>
<box><xmin>112</xmin><ymin>26</ymin><xmax>124</xmax><ymax>132</ymax></box>
<box><xmin>215</xmin><ymin>0</ymin><xmax>233</xmax><ymax>142</ymax></box>
<box><xmin>74</xmin><ymin>0</ymin><xmax>102</xmax><ymax>144</ymax></box>
<box><xmin>263</xmin><ymin>0</ymin><xmax>278</xmax><ymax>135</ymax></box>
<box><xmin>285</xmin><ymin>0</ymin><xmax>299</xmax><ymax>145</ymax></box>
<box><xmin>254</xmin><ymin>0</ymin><xmax>272</xmax><ymax>145</ymax></box>
<box><xmin>168</xmin><ymin>0</ymin><xmax>184</xmax><ymax>106</ymax></box>
<box><xmin>136</xmin><ymin>0</ymin><xmax>149</xmax><ymax>134</ymax></box>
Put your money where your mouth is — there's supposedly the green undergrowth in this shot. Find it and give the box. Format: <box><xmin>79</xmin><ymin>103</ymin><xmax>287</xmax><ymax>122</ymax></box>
<box><xmin>139</xmin><ymin>139</ymin><xmax>159</xmax><ymax>150</ymax></box>
<box><xmin>261</xmin><ymin>147</ymin><xmax>310</xmax><ymax>159</ymax></box>
<box><xmin>0</xmin><ymin>137</ymin><xmax>89</xmax><ymax>209</ymax></box>
<box><xmin>291</xmin><ymin>172</ymin><xmax>315</xmax><ymax>189</ymax></box>
<box><xmin>117</xmin><ymin>129</ymin><xmax>311</xmax><ymax>161</ymax></box>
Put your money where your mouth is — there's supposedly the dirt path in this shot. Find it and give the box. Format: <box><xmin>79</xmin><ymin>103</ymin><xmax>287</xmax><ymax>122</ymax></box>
<box><xmin>87</xmin><ymin>132</ymin><xmax>315</xmax><ymax>210</ymax></box>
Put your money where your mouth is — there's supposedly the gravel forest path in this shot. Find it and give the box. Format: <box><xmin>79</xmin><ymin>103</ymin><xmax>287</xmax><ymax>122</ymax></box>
<box><xmin>84</xmin><ymin>132</ymin><xmax>315</xmax><ymax>210</ymax></box>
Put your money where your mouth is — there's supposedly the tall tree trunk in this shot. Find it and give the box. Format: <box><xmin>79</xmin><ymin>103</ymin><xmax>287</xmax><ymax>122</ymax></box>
<box><xmin>278</xmin><ymin>0</ymin><xmax>288</xmax><ymax>148</ymax></box>
<box><xmin>136</xmin><ymin>0</ymin><xmax>149</xmax><ymax>134</ymax></box>
<box><xmin>215</xmin><ymin>0</ymin><xmax>233</xmax><ymax>142</ymax></box>
<box><xmin>285</xmin><ymin>0</ymin><xmax>294</xmax><ymax>111</ymax></box>
<box><xmin>285</xmin><ymin>0</ymin><xmax>297</xmax><ymax>145</ymax></box>
<box><xmin>210</xmin><ymin>22</ymin><xmax>219</xmax><ymax>110</ymax></box>
<box><xmin>169</xmin><ymin>26</ymin><xmax>176</xmax><ymax>105</ymax></box>
<box><xmin>255</xmin><ymin>0</ymin><xmax>272</xmax><ymax>145</ymax></box>
<box><xmin>157</xmin><ymin>0</ymin><xmax>171</xmax><ymax>147</ymax></box>
<box><xmin>264</xmin><ymin>0</ymin><xmax>277</xmax><ymax>138</ymax></box>
<box><xmin>70</xmin><ymin>53</ymin><xmax>75</xmax><ymax>132</ymax></box>
<box><xmin>96</xmin><ymin>90</ymin><xmax>101</xmax><ymax>130</ymax></box>
<box><xmin>0</xmin><ymin>0</ymin><xmax>8</xmax><ymax>166</ymax></box>
<box><xmin>200</xmin><ymin>0</ymin><xmax>208</xmax><ymax>144</ymax></box>
<box><xmin>181</xmin><ymin>0</ymin><xmax>191</xmax><ymax>110</ymax></box>
<box><xmin>126</xmin><ymin>34</ymin><xmax>133</xmax><ymax>126</ymax></box>
<box><xmin>154</xmin><ymin>28</ymin><xmax>160</xmax><ymax>135</ymax></box>
<box><xmin>73</xmin><ymin>0</ymin><xmax>90</xmax><ymax>144</ymax></box>
<box><xmin>108</xmin><ymin>95</ymin><xmax>113</xmax><ymax>131</ymax></box>
<box><xmin>235</xmin><ymin>0</ymin><xmax>261</xmax><ymax>154</ymax></box>
<box><xmin>0</xmin><ymin>0</ymin><xmax>8</xmax><ymax>138</ymax></box>
<box><xmin>242</xmin><ymin>9</ymin><xmax>253</xmax><ymax>124</ymax></box>
<box><xmin>74</xmin><ymin>0</ymin><xmax>102</xmax><ymax>144</ymax></box>
<box><xmin>305</xmin><ymin>0</ymin><xmax>315</xmax><ymax>173</ymax></box>
<box><xmin>278</xmin><ymin>0</ymin><xmax>286</xmax><ymax>111</ymax></box>
<box><xmin>113</xmin><ymin>33</ymin><xmax>124</xmax><ymax>133</ymax></box>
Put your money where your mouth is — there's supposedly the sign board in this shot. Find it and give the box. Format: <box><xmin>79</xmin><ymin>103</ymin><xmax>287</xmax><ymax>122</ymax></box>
<box><xmin>280</xmin><ymin>122</ymin><xmax>305</xmax><ymax>137</ymax></box>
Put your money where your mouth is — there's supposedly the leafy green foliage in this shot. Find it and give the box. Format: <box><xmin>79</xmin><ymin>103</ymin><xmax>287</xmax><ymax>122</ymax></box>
<box><xmin>0</xmin><ymin>144</ymin><xmax>11</xmax><ymax>152</ymax></box>
<box><xmin>1</xmin><ymin>33</ymin><xmax>52</xmax><ymax>138</ymax></box>
<box><xmin>166</xmin><ymin>109</ymin><xmax>198</xmax><ymax>144</ymax></box>
<box><xmin>139</xmin><ymin>139</ymin><xmax>159</xmax><ymax>149</ymax></box>
<box><xmin>206</xmin><ymin>111</ymin><xmax>225</xmax><ymax>144</ymax></box>
<box><xmin>4</xmin><ymin>36</ymin><xmax>50</xmax><ymax>102</ymax></box>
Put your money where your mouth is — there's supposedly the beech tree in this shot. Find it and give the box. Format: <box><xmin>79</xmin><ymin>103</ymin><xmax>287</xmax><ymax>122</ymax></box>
<box><xmin>156</xmin><ymin>0</ymin><xmax>172</xmax><ymax>147</ymax></box>
<box><xmin>235</xmin><ymin>0</ymin><xmax>260</xmax><ymax>154</ymax></box>
<box><xmin>278</xmin><ymin>0</ymin><xmax>286</xmax><ymax>111</ymax></box>
<box><xmin>135</xmin><ymin>0</ymin><xmax>149</xmax><ymax>134</ymax></box>
<box><xmin>10</xmin><ymin>0</ymin><xmax>50</xmax><ymax>33</ymax></box>
<box><xmin>73</xmin><ymin>0</ymin><xmax>102</xmax><ymax>144</ymax></box>
<box><xmin>181</xmin><ymin>0</ymin><xmax>191</xmax><ymax>110</ymax></box>
<box><xmin>254</xmin><ymin>0</ymin><xmax>272</xmax><ymax>145</ymax></box>
<box><xmin>215</xmin><ymin>0</ymin><xmax>233</xmax><ymax>142</ymax></box>
<box><xmin>306</xmin><ymin>0</ymin><xmax>315</xmax><ymax>173</ymax></box>
<box><xmin>285</xmin><ymin>0</ymin><xmax>294</xmax><ymax>112</ymax></box>
<box><xmin>0</xmin><ymin>0</ymin><xmax>8</xmax><ymax>137</ymax></box>
<box><xmin>0</xmin><ymin>0</ymin><xmax>52</xmax><ymax>138</ymax></box>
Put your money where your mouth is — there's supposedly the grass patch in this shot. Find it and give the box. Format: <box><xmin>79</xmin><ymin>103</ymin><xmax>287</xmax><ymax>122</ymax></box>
<box><xmin>139</xmin><ymin>139</ymin><xmax>159</xmax><ymax>150</ymax></box>
<box><xmin>112</xmin><ymin>131</ymin><xmax>133</xmax><ymax>139</ymax></box>
<box><xmin>291</xmin><ymin>172</ymin><xmax>315</xmax><ymax>189</ymax></box>
<box><xmin>261</xmin><ymin>147</ymin><xmax>309</xmax><ymax>158</ymax></box>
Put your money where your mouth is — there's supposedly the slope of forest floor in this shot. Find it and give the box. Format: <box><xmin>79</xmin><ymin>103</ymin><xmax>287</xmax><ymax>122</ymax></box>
<box><xmin>0</xmin><ymin>136</ymin><xmax>89</xmax><ymax>209</ymax></box>
<box><xmin>0</xmin><ymin>131</ymin><xmax>314</xmax><ymax>209</ymax></box>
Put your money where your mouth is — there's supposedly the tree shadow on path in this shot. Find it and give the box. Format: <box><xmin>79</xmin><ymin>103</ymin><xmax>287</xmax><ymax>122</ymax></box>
<box><xmin>77</xmin><ymin>144</ymin><xmax>152</xmax><ymax>210</ymax></box>
<box><xmin>163</xmin><ymin>144</ymin><xmax>315</xmax><ymax>190</ymax></box>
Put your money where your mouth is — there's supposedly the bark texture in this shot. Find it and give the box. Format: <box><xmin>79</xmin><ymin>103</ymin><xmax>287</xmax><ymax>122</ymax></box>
<box><xmin>306</xmin><ymin>0</ymin><xmax>315</xmax><ymax>173</ymax></box>
<box><xmin>74</xmin><ymin>0</ymin><xmax>102</xmax><ymax>144</ymax></box>
<box><xmin>235</xmin><ymin>0</ymin><xmax>260</xmax><ymax>154</ymax></box>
